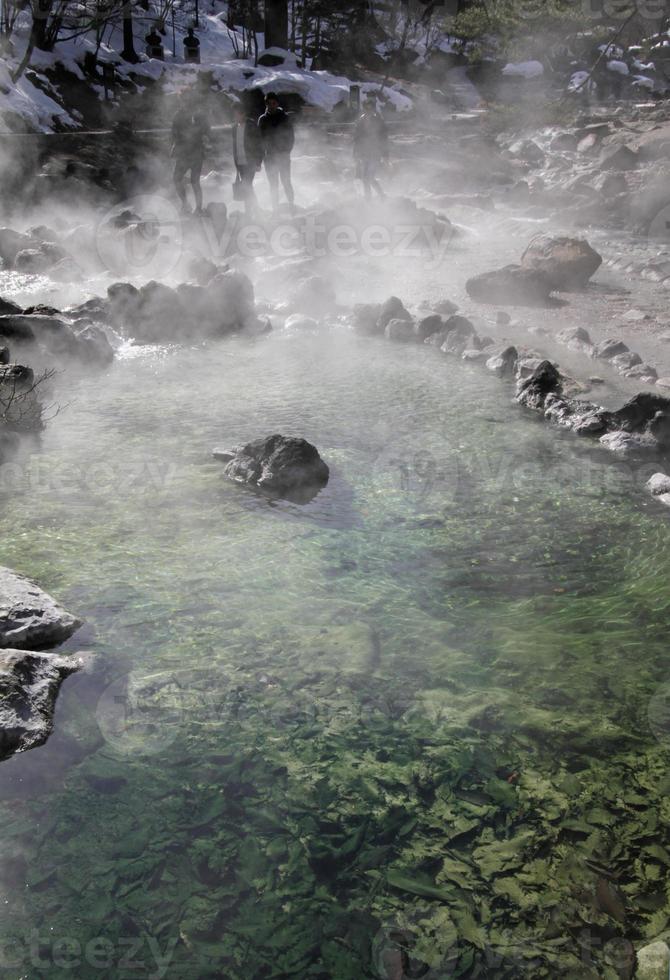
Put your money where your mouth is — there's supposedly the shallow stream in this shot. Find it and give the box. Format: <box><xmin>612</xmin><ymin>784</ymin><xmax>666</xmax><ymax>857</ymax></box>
<box><xmin>0</xmin><ymin>328</ymin><xmax>669</xmax><ymax>978</ymax></box>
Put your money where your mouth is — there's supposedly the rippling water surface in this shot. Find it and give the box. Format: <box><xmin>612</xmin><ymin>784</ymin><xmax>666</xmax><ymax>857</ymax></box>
<box><xmin>0</xmin><ymin>329</ymin><xmax>668</xmax><ymax>979</ymax></box>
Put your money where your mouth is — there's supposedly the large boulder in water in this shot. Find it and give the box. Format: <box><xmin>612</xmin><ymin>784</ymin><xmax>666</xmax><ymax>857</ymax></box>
<box><xmin>0</xmin><ymin>566</ymin><xmax>82</xmax><ymax>649</ymax></box>
<box><xmin>520</xmin><ymin>235</ymin><xmax>602</xmax><ymax>289</ymax></box>
<box><xmin>0</xmin><ymin>648</ymin><xmax>85</xmax><ymax>761</ymax></box>
<box><xmin>466</xmin><ymin>265</ymin><xmax>554</xmax><ymax>306</ymax></box>
<box><xmin>213</xmin><ymin>434</ymin><xmax>329</xmax><ymax>504</ymax></box>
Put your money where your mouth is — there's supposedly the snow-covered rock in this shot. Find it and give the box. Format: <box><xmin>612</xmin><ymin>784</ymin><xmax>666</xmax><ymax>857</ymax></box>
<box><xmin>502</xmin><ymin>60</ymin><xmax>544</xmax><ymax>79</ymax></box>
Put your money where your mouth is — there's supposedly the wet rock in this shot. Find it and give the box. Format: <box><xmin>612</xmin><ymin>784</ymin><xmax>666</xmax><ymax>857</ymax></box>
<box><xmin>599</xmin><ymin>144</ymin><xmax>638</xmax><ymax>171</ymax></box>
<box><xmin>352</xmin><ymin>303</ymin><xmax>382</xmax><ymax>336</ymax></box>
<box><xmin>378</xmin><ymin>296</ymin><xmax>412</xmax><ymax>330</ymax></box>
<box><xmin>646</xmin><ymin>473</ymin><xmax>670</xmax><ymax>495</ymax></box>
<box><xmin>551</xmin><ymin>131</ymin><xmax>579</xmax><ymax>152</ymax></box>
<box><xmin>0</xmin><ymin>297</ymin><xmax>22</xmax><ymax>316</ymax></box>
<box><xmin>439</xmin><ymin>315</ymin><xmax>478</xmax><ymax>355</ymax></box>
<box><xmin>429</xmin><ymin>299</ymin><xmax>459</xmax><ymax>316</ymax></box>
<box><xmin>0</xmin><ymin>566</ymin><xmax>82</xmax><ymax>649</ymax></box>
<box><xmin>624</xmin><ymin>364</ymin><xmax>658</xmax><ymax>382</ymax></box>
<box><xmin>516</xmin><ymin>360</ymin><xmax>563</xmax><ymax>410</ymax></box>
<box><xmin>213</xmin><ymin>434</ymin><xmax>329</xmax><ymax>504</ymax></box>
<box><xmin>74</xmin><ymin>325</ymin><xmax>115</xmax><ymax>365</ymax></box>
<box><xmin>556</xmin><ymin>325</ymin><xmax>594</xmax><ymax>353</ymax></box>
<box><xmin>593</xmin><ymin>338</ymin><xmax>630</xmax><ymax>360</ymax></box>
<box><xmin>600</xmin><ymin>431</ymin><xmax>658</xmax><ymax>456</ymax></box>
<box><xmin>0</xmin><ymin>228</ymin><xmax>33</xmax><ymax>267</ymax></box>
<box><xmin>591</xmin><ymin>172</ymin><xmax>628</xmax><ymax>197</ymax></box>
<box><xmin>14</xmin><ymin>243</ymin><xmax>67</xmax><ymax>274</ymax></box>
<box><xmin>466</xmin><ymin>265</ymin><xmax>554</xmax><ymax>306</ymax></box>
<box><xmin>486</xmin><ymin>346</ymin><xmax>518</xmax><ymax>378</ymax></box>
<box><xmin>611</xmin><ymin>351</ymin><xmax>643</xmax><ymax>372</ymax></box>
<box><xmin>508</xmin><ymin>138</ymin><xmax>544</xmax><ymax>166</ymax></box>
<box><xmin>520</xmin><ymin>235</ymin><xmax>602</xmax><ymax>289</ymax></box>
<box><xmin>635</xmin><ymin>940</ymin><xmax>670</xmax><ymax>980</ymax></box>
<box><xmin>0</xmin><ymin>346</ymin><xmax>8</xmax><ymax>365</ymax></box>
<box><xmin>0</xmin><ymin>649</ymin><xmax>86</xmax><ymax>761</ymax></box>
<box><xmin>0</xmin><ymin>364</ymin><xmax>34</xmax><ymax>387</ymax></box>
<box><xmin>284</xmin><ymin>314</ymin><xmax>319</xmax><ymax>331</ymax></box>
<box><xmin>0</xmin><ymin>314</ymin><xmax>38</xmax><ymax>342</ymax></box>
<box><xmin>516</xmin><ymin>356</ymin><xmax>547</xmax><ymax>379</ymax></box>
<box><xmin>385</xmin><ymin>318</ymin><xmax>416</xmax><ymax>343</ymax></box>
<box><xmin>414</xmin><ymin>314</ymin><xmax>444</xmax><ymax>341</ymax></box>
<box><xmin>461</xmin><ymin>348</ymin><xmax>488</xmax><ymax>362</ymax></box>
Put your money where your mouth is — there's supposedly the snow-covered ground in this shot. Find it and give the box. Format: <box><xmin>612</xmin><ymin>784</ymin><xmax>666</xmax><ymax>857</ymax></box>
<box><xmin>0</xmin><ymin>6</ymin><xmax>412</xmax><ymax>134</ymax></box>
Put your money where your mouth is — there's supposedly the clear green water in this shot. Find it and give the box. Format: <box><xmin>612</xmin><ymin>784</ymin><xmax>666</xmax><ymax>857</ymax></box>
<box><xmin>0</xmin><ymin>330</ymin><xmax>669</xmax><ymax>979</ymax></box>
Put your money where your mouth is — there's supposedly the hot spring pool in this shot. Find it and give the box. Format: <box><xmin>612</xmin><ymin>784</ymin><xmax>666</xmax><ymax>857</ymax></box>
<box><xmin>0</xmin><ymin>328</ymin><xmax>668</xmax><ymax>978</ymax></box>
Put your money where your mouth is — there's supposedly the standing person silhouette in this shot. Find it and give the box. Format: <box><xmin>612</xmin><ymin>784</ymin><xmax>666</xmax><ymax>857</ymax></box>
<box><xmin>354</xmin><ymin>98</ymin><xmax>388</xmax><ymax>200</ymax></box>
<box><xmin>171</xmin><ymin>96</ymin><xmax>210</xmax><ymax>214</ymax></box>
<box><xmin>232</xmin><ymin>103</ymin><xmax>264</xmax><ymax>216</ymax></box>
<box><xmin>258</xmin><ymin>92</ymin><xmax>295</xmax><ymax>212</ymax></box>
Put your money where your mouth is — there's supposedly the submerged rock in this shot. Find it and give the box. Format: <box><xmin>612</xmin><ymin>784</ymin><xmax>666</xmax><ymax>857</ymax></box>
<box><xmin>466</xmin><ymin>265</ymin><xmax>554</xmax><ymax>306</ymax></box>
<box><xmin>213</xmin><ymin>434</ymin><xmax>329</xmax><ymax>504</ymax></box>
<box><xmin>0</xmin><ymin>566</ymin><xmax>82</xmax><ymax>649</ymax></box>
<box><xmin>0</xmin><ymin>649</ymin><xmax>86</xmax><ymax>762</ymax></box>
<box><xmin>521</xmin><ymin>235</ymin><xmax>602</xmax><ymax>289</ymax></box>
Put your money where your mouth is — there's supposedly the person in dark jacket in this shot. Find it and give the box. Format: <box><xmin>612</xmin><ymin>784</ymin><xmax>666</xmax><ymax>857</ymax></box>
<box><xmin>258</xmin><ymin>92</ymin><xmax>295</xmax><ymax>211</ymax></box>
<box><xmin>353</xmin><ymin>100</ymin><xmax>388</xmax><ymax>200</ymax></box>
<box><xmin>171</xmin><ymin>98</ymin><xmax>210</xmax><ymax>214</ymax></box>
<box><xmin>232</xmin><ymin>103</ymin><xmax>264</xmax><ymax>215</ymax></box>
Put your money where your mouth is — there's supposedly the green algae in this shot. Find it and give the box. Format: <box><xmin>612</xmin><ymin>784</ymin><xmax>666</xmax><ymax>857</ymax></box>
<box><xmin>0</xmin><ymin>335</ymin><xmax>669</xmax><ymax>977</ymax></box>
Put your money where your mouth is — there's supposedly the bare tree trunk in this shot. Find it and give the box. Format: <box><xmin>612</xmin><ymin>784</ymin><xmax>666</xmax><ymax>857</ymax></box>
<box><xmin>265</xmin><ymin>0</ymin><xmax>288</xmax><ymax>49</ymax></box>
<box><xmin>121</xmin><ymin>0</ymin><xmax>138</xmax><ymax>61</ymax></box>
<box><xmin>11</xmin><ymin>33</ymin><xmax>35</xmax><ymax>82</ymax></box>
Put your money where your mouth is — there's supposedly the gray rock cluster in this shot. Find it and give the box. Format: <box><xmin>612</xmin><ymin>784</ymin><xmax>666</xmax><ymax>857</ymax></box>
<box><xmin>465</xmin><ymin>236</ymin><xmax>603</xmax><ymax>307</ymax></box>
<box><xmin>518</xmin><ymin>363</ymin><xmax>670</xmax><ymax>457</ymax></box>
<box><xmin>0</xmin><ymin>565</ymin><xmax>84</xmax><ymax>762</ymax></box>
<box><xmin>556</xmin><ymin>326</ymin><xmax>658</xmax><ymax>384</ymax></box>
<box><xmin>68</xmin><ymin>269</ymin><xmax>259</xmax><ymax>345</ymax></box>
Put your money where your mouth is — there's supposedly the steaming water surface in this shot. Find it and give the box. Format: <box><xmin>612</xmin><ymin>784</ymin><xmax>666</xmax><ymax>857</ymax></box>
<box><xmin>0</xmin><ymin>329</ymin><xmax>669</xmax><ymax>977</ymax></box>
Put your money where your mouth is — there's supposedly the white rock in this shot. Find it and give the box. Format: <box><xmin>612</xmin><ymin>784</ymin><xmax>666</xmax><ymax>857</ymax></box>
<box><xmin>635</xmin><ymin>940</ymin><xmax>670</xmax><ymax>980</ymax></box>
<box><xmin>646</xmin><ymin>472</ymin><xmax>670</xmax><ymax>495</ymax></box>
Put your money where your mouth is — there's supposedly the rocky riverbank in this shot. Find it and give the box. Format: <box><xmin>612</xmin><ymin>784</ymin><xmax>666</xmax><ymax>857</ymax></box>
<box><xmin>0</xmin><ymin>565</ymin><xmax>85</xmax><ymax>760</ymax></box>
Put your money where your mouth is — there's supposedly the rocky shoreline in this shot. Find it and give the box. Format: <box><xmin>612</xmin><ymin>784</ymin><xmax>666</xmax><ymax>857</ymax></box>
<box><xmin>0</xmin><ymin>565</ymin><xmax>85</xmax><ymax>761</ymax></box>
